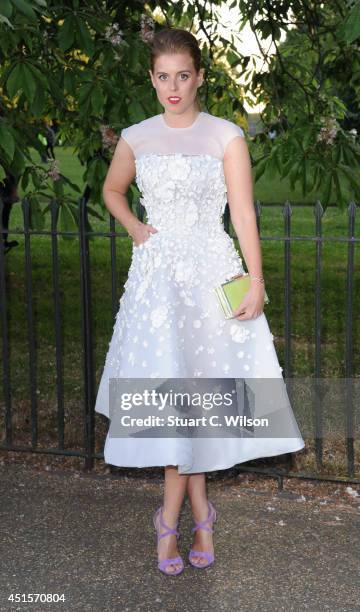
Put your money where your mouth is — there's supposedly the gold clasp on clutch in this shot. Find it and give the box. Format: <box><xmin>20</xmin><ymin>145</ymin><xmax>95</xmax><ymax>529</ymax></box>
<box><xmin>226</xmin><ymin>273</ymin><xmax>248</xmax><ymax>282</ymax></box>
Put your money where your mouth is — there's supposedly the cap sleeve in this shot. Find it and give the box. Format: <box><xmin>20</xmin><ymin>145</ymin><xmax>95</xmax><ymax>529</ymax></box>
<box><xmin>120</xmin><ymin>125</ymin><xmax>137</xmax><ymax>156</ymax></box>
<box><xmin>222</xmin><ymin>121</ymin><xmax>245</xmax><ymax>157</ymax></box>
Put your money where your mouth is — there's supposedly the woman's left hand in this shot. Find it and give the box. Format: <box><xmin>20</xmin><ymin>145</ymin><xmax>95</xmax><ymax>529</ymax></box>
<box><xmin>232</xmin><ymin>283</ymin><xmax>265</xmax><ymax>321</ymax></box>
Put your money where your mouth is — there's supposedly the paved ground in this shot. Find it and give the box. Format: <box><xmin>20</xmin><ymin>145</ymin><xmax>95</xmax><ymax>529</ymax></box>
<box><xmin>0</xmin><ymin>462</ymin><xmax>359</xmax><ymax>612</ymax></box>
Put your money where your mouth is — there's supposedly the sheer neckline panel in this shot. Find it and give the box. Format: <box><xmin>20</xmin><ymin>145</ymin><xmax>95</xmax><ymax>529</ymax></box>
<box><xmin>160</xmin><ymin>112</ymin><xmax>204</xmax><ymax>130</ymax></box>
<box><xmin>121</xmin><ymin>112</ymin><xmax>245</xmax><ymax>160</ymax></box>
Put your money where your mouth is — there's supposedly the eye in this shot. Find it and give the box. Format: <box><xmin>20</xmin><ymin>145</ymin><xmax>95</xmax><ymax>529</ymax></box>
<box><xmin>158</xmin><ymin>74</ymin><xmax>167</xmax><ymax>81</ymax></box>
<box><xmin>180</xmin><ymin>73</ymin><xmax>189</xmax><ymax>80</ymax></box>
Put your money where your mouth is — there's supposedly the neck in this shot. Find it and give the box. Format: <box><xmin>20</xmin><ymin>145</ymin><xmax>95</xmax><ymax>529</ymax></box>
<box><xmin>162</xmin><ymin>107</ymin><xmax>200</xmax><ymax>128</ymax></box>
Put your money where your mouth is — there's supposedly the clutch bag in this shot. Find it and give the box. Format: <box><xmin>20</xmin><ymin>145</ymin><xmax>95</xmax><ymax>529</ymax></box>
<box><xmin>214</xmin><ymin>273</ymin><xmax>270</xmax><ymax>319</ymax></box>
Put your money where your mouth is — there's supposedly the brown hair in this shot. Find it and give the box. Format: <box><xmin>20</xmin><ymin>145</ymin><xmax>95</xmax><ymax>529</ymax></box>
<box><xmin>149</xmin><ymin>28</ymin><xmax>203</xmax><ymax>111</ymax></box>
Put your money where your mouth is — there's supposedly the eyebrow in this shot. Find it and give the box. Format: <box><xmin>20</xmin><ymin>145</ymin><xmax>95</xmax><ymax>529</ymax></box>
<box><xmin>156</xmin><ymin>70</ymin><xmax>192</xmax><ymax>75</ymax></box>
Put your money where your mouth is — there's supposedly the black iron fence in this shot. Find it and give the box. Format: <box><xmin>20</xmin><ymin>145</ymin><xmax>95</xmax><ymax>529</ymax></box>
<box><xmin>0</xmin><ymin>196</ymin><xmax>359</xmax><ymax>488</ymax></box>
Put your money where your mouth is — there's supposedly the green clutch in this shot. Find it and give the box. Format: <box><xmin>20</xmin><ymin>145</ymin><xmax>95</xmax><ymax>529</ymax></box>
<box><xmin>214</xmin><ymin>273</ymin><xmax>270</xmax><ymax>319</ymax></box>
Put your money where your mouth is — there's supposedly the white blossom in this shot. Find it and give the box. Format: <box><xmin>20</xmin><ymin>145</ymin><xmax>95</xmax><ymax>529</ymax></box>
<box><xmin>46</xmin><ymin>159</ymin><xmax>60</xmax><ymax>181</ymax></box>
<box><xmin>167</xmin><ymin>156</ymin><xmax>191</xmax><ymax>180</ymax></box>
<box><xmin>100</xmin><ymin>124</ymin><xmax>118</xmax><ymax>151</ymax></box>
<box><xmin>150</xmin><ymin>305</ymin><xmax>168</xmax><ymax>328</ymax></box>
<box><xmin>105</xmin><ymin>24</ymin><xmax>124</xmax><ymax>46</ymax></box>
<box><xmin>316</xmin><ymin>117</ymin><xmax>339</xmax><ymax>145</ymax></box>
<box><xmin>230</xmin><ymin>324</ymin><xmax>250</xmax><ymax>343</ymax></box>
<box><xmin>140</xmin><ymin>14</ymin><xmax>155</xmax><ymax>43</ymax></box>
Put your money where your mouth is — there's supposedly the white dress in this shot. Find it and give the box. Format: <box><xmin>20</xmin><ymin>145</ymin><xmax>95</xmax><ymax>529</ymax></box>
<box><xmin>94</xmin><ymin>111</ymin><xmax>305</xmax><ymax>474</ymax></box>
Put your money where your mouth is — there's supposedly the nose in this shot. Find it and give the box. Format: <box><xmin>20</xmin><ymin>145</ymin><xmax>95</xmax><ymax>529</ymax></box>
<box><xmin>169</xmin><ymin>79</ymin><xmax>178</xmax><ymax>91</ymax></box>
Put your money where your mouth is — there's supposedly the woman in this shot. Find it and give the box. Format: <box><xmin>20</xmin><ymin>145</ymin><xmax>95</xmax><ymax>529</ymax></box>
<box><xmin>95</xmin><ymin>28</ymin><xmax>305</xmax><ymax>576</ymax></box>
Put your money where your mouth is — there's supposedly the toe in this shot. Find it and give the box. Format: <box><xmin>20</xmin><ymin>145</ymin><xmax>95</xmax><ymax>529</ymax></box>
<box><xmin>192</xmin><ymin>555</ymin><xmax>207</xmax><ymax>566</ymax></box>
<box><xmin>167</xmin><ymin>562</ymin><xmax>180</xmax><ymax>573</ymax></box>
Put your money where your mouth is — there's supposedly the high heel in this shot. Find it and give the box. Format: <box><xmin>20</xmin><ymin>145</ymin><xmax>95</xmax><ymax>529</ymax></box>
<box><xmin>188</xmin><ymin>500</ymin><xmax>217</xmax><ymax>569</ymax></box>
<box><xmin>153</xmin><ymin>506</ymin><xmax>184</xmax><ymax>576</ymax></box>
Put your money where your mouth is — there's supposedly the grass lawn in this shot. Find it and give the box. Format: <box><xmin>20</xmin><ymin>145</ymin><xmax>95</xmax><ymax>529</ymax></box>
<box><xmin>1</xmin><ymin>146</ymin><xmax>359</xmax><ymax>477</ymax></box>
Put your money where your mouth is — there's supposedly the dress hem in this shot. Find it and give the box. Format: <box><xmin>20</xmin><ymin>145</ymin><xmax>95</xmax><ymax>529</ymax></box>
<box><xmin>104</xmin><ymin>439</ymin><xmax>306</xmax><ymax>474</ymax></box>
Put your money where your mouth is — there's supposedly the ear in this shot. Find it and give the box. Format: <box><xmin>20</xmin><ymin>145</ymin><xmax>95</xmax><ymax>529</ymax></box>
<box><xmin>148</xmin><ymin>70</ymin><xmax>155</xmax><ymax>87</ymax></box>
<box><xmin>197</xmin><ymin>68</ymin><xmax>204</xmax><ymax>87</ymax></box>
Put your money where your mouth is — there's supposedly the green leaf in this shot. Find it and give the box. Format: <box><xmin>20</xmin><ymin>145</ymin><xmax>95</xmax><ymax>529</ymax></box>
<box><xmin>61</xmin><ymin>174</ymin><xmax>81</xmax><ymax>193</ymax></box>
<box><xmin>338</xmin><ymin>0</ymin><xmax>360</xmax><ymax>42</ymax></box>
<box><xmin>339</xmin><ymin>163</ymin><xmax>360</xmax><ymax>193</ymax></box>
<box><xmin>1</xmin><ymin>0</ymin><xmax>12</xmax><ymax>18</ymax></box>
<box><xmin>10</xmin><ymin>146</ymin><xmax>25</xmax><ymax>176</ymax></box>
<box><xmin>0</xmin><ymin>165</ymin><xmax>6</xmax><ymax>182</ymax></box>
<box><xmin>320</xmin><ymin>172</ymin><xmax>333</xmax><ymax>205</ymax></box>
<box><xmin>31</xmin><ymin>83</ymin><xmax>45</xmax><ymax>115</ymax></box>
<box><xmin>21</xmin><ymin>64</ymin><xmax>36</xmax><ymax>103</ymax></box>
<box><xmin>6</xmin><ymin>63</ymin><xmax>36</xmax><ymax>102</ymax></box>
<box><xmin>128</xmin><ymin>101</ymin><xmax>145</xmax><ymax>124</ymax></box>
<box><xmin>266</xmin><ymin>152</ymin><xmax>280</xmax><ymax>178</ymax></box>
<box><xmin>59</xmin><ymin>202</ymin><xmax>77</xmax><ymax>234</ymax></box>
<box><xmin>307</xmin><ymin>165</ymin><xmax>319</xmax><ymax>193</ymax></box>
<box><xmin>313</xmin><ymin>165</ymin><xmax>325</xmax><ymax>192</ymax></box>
<box><xmin>227</xmin><ymin>50</ymin><xmax>241</xmax><ymax>67</ymax></box>
<box><xmin>341</xmin><ymin>145</ymin><xmax>355</xmax><ymax>166</ymax></box>
<box><xmin>85</xmin><ymin>157</ymin><xmax>107</xmax><ymax>186</ymax></box>
<box><xmin>29</xmin><ymin>196</ymin><xmax>45</xmax><ymax>230</ymax></box>
<box><xmin>27</xmin><ymin>63</ymin><xmax>48</xmax><ymax>88</ymax></box>
<box><xmin>21</xmin><ymin>167</ymin><xmax>30</xmax><ymax>190</ymax></box>
<box><xmin>86</xmin><ymin>205</ymin><xmax>105</xmax><ymax>221</ymax></box>
<box><xmin>11</xmin><ymin>0</ymin><xmax>37</xmax><ymax>22</ymax></box>
<box><xmin>75</xmin><ymin>17</ymin><xmax>94</xmax><ymax>55</ymax></box>
<box><xmin>332</xmin><ymin>170</ymin><xmax>342</xmax><ymax>205</ymax></box>
<box><xmin>58</xmin><ymin>15</ymin><xmax>75</xmax><ymax>51</ymax></box>
<box><xmin>0</xmin><ymin>123</ymin><xmax>15</xmax><ymax>161</ymax></box>
<box><xmin>128</xmin><ymin>45</ymin><xmax>139</xmax><ymax>72</ymax></box>
<box><xmin>91</xmin><ymin>86</ymin><xmax>105</xmax><ymax>115</ymax></box>
<box><xmin>281</xmin><ymin>157</ymin><xmax>294</xmax><ymax>178</ymax></box>
<box><xmin>350</xmin><ymin>148</ymin><xmax>360</xmax><ymax>165</ymax></box>
<box><xmin>78</xmin><ymin>82</ymin><xmax>93</xmax><ymax>106</ymax></box>
<box><xmin>31</xmin><ymin>167</ymin><xmax>43</xmax><ymax>189</ymax></box>
<box><xmin>84</xmin><ymin>159</ymin><xmax>97</xmax><ymax>185</ymax></box>
<box><xmin>53</xmin><ymin>178</ymin><xmax>64</xmax><ymax>198</ymax></box>
<box><xmin>0</xmin><ymin>14</ymin><xmax>13</xmax><ymax>27</ymax></box>
<box><xmin>63</xmin><ymin>70</ymin><xmax>76</xmax><ymax>94</ymax></box>
<box><xmin>301</xmin><ymin>159</ymin><xmax>307</xmax><ymax>196</ymax></box>
<box><xmin>254</xmin><ymin>158</ymin><xmax>267</xmax><ymax>182</ymax></box>
<box><xmin>272</xmin><ymin>148</ymin><xmax>282</xmax><ymax>174</ymax></box>
<box><xmin>302</xmin><ymin>129</ymin><xmax>313</xmax><ymax>149</ymax></box>
<box><xmin>289</xmin><ymin>161</ymin><xmax>302</xmax><ymax>191</ymax></box>
<box><xmin>6</xmin><ymin>63</ymin><xmax>22</xmax><ymax>98</ymax></box>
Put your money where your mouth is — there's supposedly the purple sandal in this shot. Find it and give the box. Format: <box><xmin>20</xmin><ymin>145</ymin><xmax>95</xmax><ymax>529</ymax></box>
<box><xmin>153</xmin><ymin>506</ymin><xmax>184</xmax><ymax>576</ymax></box>
<box><xmin>189</xmin><ymin>500</ymin><xmax>217</xmax><ymax>569</ymax></box>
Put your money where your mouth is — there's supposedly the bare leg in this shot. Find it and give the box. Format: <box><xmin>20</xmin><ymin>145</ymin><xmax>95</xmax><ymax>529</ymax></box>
<box><xmin>186</xmin><ymin>472</ymin><xmax>214</xmax><ymax>566</ymax></box>
<box><xmin>155</xmin><ymin>465</ymin><xmax>189</xmax><ymax>573</ymax></box>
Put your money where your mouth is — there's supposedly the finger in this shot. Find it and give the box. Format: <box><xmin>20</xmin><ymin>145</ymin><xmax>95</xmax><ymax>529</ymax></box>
<box><xmin>232</xmin><ymin>305</ymin><xmax>246</xmax><ymax>317</ymax></box>
<box><xmin>233</xmin><ymin>308</ymin><xmax>247</xmax><ymax>317</ymax></box>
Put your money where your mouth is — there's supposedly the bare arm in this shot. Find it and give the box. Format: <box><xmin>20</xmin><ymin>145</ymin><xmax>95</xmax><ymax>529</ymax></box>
<box><xmin>223</xmin><ymin>135</ymin><xmax>265</xmax><ymax>319</ymax></box>
<box><xmin>102</xmin><ymin>137</ymin><xmax>157</xmax><ymax>245</ymax></box>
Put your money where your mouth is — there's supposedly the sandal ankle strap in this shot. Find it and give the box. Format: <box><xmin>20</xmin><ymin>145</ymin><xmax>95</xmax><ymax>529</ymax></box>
<box><xmin>154</xmin><ymin>506</ymin><xmax>180</xmax><ymax>540</ymax></box>
<box><xmin>191</xmin><ymin>501</ymin><xmax>217</xmax><ymax>534</ymax></box>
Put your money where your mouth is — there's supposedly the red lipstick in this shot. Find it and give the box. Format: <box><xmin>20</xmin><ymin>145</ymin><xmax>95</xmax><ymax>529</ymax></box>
<box><xmin>167</xmin><ymin>97</ymin><xmax>181</xmax><ymax>105</ymax></box>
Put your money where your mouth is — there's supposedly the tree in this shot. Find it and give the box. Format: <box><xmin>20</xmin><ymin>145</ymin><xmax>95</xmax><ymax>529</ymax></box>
<box><xmin>237</xmin><ymin>0</ymin><xmax>360</xmax><ymax>205</ymax></box>
<box><xmin>0</xmin><ymin>0</ymin><xmax>359</xmax><ymax>234</ymax></box>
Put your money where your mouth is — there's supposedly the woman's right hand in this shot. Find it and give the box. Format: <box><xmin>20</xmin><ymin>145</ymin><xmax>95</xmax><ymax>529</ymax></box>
<box><xmin>129</xmin><ymin>220</ymin><xmax>158</xmax><ymax>247</ymax></box>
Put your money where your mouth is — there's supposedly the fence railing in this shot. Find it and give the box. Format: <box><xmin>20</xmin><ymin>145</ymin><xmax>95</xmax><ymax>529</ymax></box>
<box><xmin>0</xmin><ymin>196</ymin><xmax>358</xmax><ymax>488</ymax></box>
